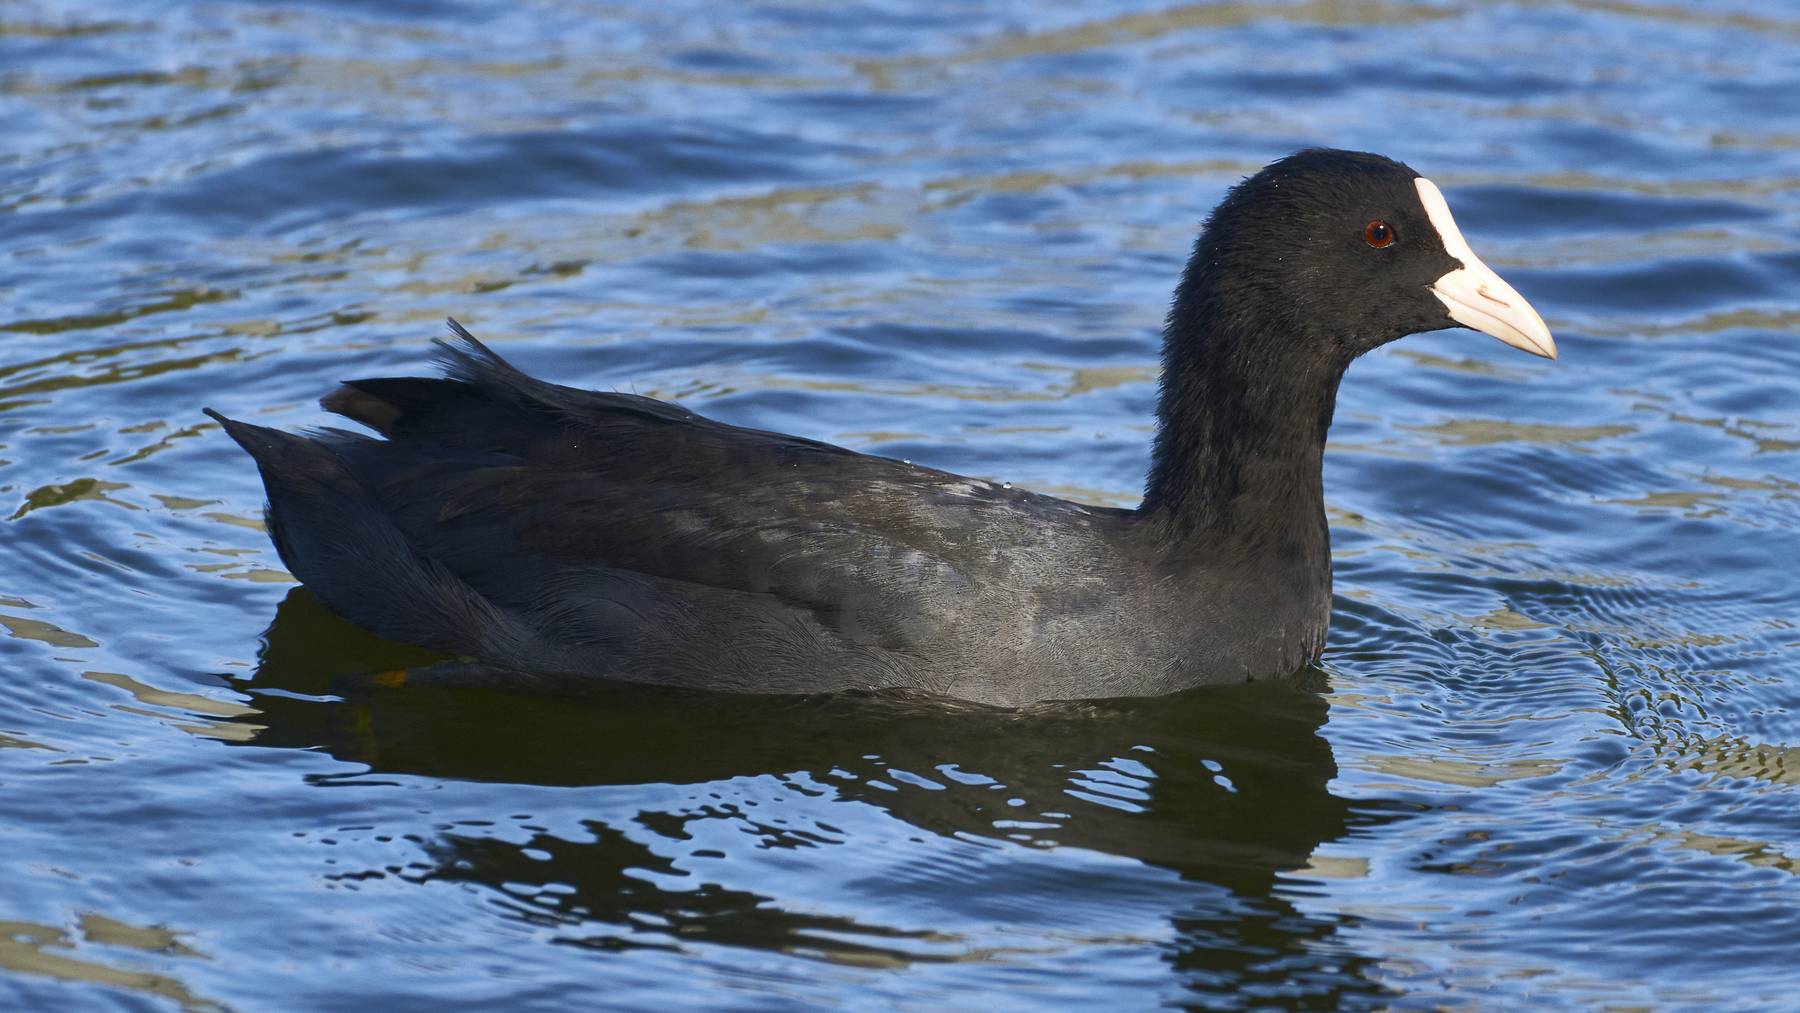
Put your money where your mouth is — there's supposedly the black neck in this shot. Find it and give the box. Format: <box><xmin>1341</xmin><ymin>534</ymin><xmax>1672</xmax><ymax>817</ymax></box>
<box><xmin>1138</xmin><ymin>249</ymin><xmax>1351</xmax><ymax>549</ymax></box>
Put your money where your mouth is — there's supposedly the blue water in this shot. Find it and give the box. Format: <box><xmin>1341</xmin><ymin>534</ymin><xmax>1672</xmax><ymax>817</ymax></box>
<box><xmin>3</xmin><ymin>1</ymin><xmax>1799</xmax><ymax>1008</ymax></box>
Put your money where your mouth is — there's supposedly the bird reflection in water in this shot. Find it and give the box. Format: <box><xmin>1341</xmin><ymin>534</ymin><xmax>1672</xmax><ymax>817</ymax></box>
<box><xmin>226</xmin><ymin>588</ymin><xmax>1400</xmax><ymax>1005</ymax></box>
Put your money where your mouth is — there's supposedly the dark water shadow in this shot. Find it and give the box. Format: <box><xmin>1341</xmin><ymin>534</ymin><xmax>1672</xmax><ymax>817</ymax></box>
<box><xmin>224</xmin><ymin>588</ymin><xmax>1400</xmax><ymax>1006</ymax></box>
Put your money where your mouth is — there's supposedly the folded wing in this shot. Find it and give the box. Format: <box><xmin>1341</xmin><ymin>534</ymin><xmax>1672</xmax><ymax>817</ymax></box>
<box><xmin>210</xmin><ymin>322</ymin><xmax>1066</xmax><ymax>693</ymax></box>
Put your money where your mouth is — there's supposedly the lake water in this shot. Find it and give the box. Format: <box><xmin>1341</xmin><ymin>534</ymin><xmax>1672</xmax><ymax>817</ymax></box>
<box><xmin>3</xmin><ymin>1</ymin><xmax>1798</xmax><ymax>1008</ymax></box>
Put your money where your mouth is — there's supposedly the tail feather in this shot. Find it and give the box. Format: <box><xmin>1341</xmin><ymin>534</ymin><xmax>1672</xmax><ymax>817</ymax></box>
<box><xmin>204</xmin><ymin>408</ymin><xmax>541</xmax><ymax>662</ymax></box>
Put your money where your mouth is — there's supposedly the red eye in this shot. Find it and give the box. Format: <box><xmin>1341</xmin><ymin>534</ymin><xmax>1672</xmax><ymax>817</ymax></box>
<box><xmin>1363</xmin><ymin>220</ymin><xmax>1396</xmax><ymax>248</ymax></box>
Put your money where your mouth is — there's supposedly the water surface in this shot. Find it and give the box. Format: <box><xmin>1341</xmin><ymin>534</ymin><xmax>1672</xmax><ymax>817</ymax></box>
<box><xmin>3</xmin><ymin>1</ymin><xmax>1798</xmax><ymax>1008</ymax></box>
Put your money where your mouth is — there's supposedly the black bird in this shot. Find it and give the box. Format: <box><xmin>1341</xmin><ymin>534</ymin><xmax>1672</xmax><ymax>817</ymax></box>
<box><xmin>209</xmin><ymin>149</ymin><xmax>1555</xmax><ymax>707</ymax></box>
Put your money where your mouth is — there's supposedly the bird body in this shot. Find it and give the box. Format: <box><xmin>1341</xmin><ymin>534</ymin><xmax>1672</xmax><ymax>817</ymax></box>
<box><xmin>211</xmin><ymin>149</ymin><xmax>1554</xmax><ymax>706</ymax></box>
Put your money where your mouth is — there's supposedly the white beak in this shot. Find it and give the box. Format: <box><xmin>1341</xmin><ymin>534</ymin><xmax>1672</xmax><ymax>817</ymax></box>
<box><xmin>1415</xmin><ymin>177</ymin><xmax>1557</xmax><ymax>360</ymax></box>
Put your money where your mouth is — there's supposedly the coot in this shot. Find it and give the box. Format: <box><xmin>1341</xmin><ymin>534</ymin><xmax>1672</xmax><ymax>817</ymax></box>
<box><xmin>210</xmin><ymin>149</ymin><xmax>1554</xmax><ymax>706</ymax></box>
